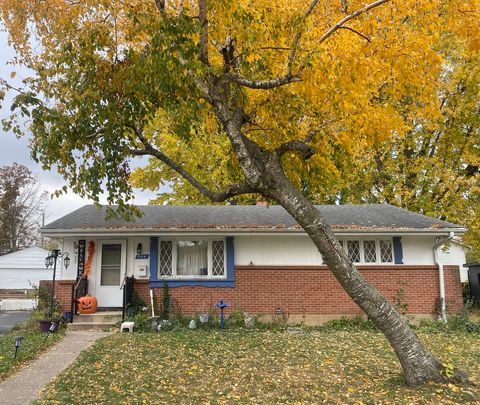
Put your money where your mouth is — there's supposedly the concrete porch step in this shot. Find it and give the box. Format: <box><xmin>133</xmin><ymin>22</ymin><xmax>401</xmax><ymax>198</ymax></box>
<box><xmin>72</xmin><ymin>311</ymin><xmax>122</xmax><ymax>323</ymax></box>
<box><xmin>67</xmin><ymin>311</ymin><xmax>123</xmax><ymax>331</ymax></box>
<box><xmin>67</xmin><ymin>322</ymin><xmax>117</xmax><ymax>331</ymax></box>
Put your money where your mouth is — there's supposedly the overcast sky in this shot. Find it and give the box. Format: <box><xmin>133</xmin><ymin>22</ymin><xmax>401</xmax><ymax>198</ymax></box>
<box><xmin>0</xmin><ymin>30</ymin><xmax>158</xmax><ymax>223</ymax></box>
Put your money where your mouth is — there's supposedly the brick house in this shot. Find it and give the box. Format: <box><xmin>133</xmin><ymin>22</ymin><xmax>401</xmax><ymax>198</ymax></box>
<box><xmin>40</xmin><ymin>204</ymin><xmax>467</xmax><ymax>324</ymax></box>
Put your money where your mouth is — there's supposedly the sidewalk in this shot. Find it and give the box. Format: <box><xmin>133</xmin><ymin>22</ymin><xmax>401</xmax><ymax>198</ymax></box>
<box><xmin>0</xmin><ymin>330</ymin><xmax>109</xmax><ymax>405</ymax></box>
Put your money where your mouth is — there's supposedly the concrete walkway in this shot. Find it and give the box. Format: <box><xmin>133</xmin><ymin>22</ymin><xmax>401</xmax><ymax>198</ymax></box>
<box><xmin>0</xmin><ymin>330</ymin><xmax>109</xmax><ymax>405</ymax></box>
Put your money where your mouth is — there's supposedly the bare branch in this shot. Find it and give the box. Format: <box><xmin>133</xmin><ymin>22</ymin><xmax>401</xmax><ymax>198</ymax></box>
<box><xmin>177</xmin><ymin>0</ymin><xmax>184</xmax><ymax>17</ymax></box>
<box><xmin>260</xmin><ymin>46</ymin><xmax>291</xmax><ymax>52</ymax></box>
<box><xmin>287</xmin><ymin>0</ymin><xmax>320</xmax><ymax>75</ymax></box>
<box><xmin>339</xmin><ymin>26</ymin><xmax>371</xmax><ymax>42</ymax></box>
<box><xmin>276</xmin><ymin>140</ymin><xmax>316</xmax><ymax>160</ymax></box>
<box><xmin>340</xmin><ymin>0</ymin><xmax>349</xmax><ymax>13</ymax></box>
<box><xmin>130</xmin><ymin>129</ymin><xmax>255</xmax><ymax>202</ymax></box>
<box><xmin>318</xmin><ymin>0</ymin><xmax>390</xmax><ymax>46</ymax></box>
<box><xmin>223</xmin><ymin>73</ymin><xmax>301</xmax><ymax>89</ymax></box>
<box><xmin>198</xmin><ymin>0</ymin><xmax>209</xmax><ymax>64</ymax></box>
<box><xmin>211</xmin><ymin>39</ymin><xmax>224</xmax><ymax>53</ymax></box>
<box><xmin>155</xmin><ymin>0</ymin><xmax>166</xmax><ymax>15</ymax></box>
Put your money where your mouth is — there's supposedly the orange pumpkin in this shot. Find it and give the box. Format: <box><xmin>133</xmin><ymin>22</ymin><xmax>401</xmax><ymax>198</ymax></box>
<box><xmin>77</xmin><ymin>295</ymin><xmax>98</xmax><ymax>314</ymax></box>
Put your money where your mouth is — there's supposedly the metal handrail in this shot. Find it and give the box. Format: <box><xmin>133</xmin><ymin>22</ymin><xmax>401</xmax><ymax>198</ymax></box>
<box><xmin>70</xmin><ymin>277</ymin><xmax>88</xmax><ymax>323</ymax></box>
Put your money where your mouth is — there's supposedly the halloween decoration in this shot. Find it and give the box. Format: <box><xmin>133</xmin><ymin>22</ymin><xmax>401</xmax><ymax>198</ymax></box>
<box><xmin>83</xmin><ymin>241</ymin><xmax>95</xmax><ymax>278</ymax></box>
<box><xmin>77</xmin><ymin>295</ymin><xmax>98</xmax><ymax>314</ymax></box>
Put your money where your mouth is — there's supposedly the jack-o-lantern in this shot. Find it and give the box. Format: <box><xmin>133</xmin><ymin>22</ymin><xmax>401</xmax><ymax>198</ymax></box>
<box><xmin>77</xmin><ymin>295</ymin><xmax>98</xmax><ymax>314</ymax></box>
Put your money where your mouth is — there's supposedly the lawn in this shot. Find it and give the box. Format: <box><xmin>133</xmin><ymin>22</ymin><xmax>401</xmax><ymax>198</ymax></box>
<box><xmin>0</xmin><ymin>318</ymin><xmax>64</xmax><ymax>381</ymax></box>
<box><xmin>36</xmin><ymin>329</ymin><xmax>479</xmax><ymax>404</ymax></box>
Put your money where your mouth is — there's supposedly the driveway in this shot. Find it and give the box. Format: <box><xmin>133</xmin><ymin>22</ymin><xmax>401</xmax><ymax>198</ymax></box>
<box><xmin>0</xmin><ymin>311</ymin><xmax>32</xmax><ymax>334</ymax></box>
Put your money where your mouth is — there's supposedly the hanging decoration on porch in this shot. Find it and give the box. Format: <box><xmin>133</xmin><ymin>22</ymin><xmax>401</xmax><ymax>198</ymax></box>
<box><xmin>83</xmin><ymin>241</ymin><xmax>95</xmax><ymax>278</ymax></box>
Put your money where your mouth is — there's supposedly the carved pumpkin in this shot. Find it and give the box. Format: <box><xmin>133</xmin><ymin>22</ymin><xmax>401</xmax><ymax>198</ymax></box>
<box><xmin>77</xmin><ymin>295</ymin><xmax>98</xmax><ymax>314</ymax></box>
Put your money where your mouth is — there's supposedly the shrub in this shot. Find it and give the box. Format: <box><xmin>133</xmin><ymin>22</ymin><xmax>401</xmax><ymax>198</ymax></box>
<box><xmin>227</xmin><ymin>311</ymin><xmax>245</xmax><ymax>328</ymax></box>
<box><xmin>126</xmin><ymin>292</ymin><xmax>147</xmax><ymax>317</ymax></box>
<box><xmin>125</xmin><ymin>313</ymin><xmax>152</xmax><ymax>332</ymax></box>
<box><xmin>161</xmin><ymin>282</ymin><xmax>170</xmax><ymax>320</ymax></box>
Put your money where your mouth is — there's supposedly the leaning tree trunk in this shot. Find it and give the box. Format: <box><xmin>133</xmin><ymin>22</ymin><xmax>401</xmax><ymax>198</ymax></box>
<box><xmin>263</xmin><ymin>165</ymin><xmax>468</xmax><ymax>386</ymax></box>
<box><xmin>207</xmin><ymin>78</ymin><xmax>468</xmax><ymax>386</ymax></box>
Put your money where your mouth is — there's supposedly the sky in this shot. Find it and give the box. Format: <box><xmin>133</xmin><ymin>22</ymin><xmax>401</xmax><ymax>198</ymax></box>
<box><xmin>0</xmin><ymin>30</ymin><xmax>158</xmax><ymax>223</ymax></box>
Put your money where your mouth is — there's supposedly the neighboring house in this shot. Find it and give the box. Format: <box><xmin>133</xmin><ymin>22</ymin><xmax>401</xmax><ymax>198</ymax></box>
<box><xmin>40</xmin><ymin>204</ymin><xmax>466</xmax><ymax>324</ymax></box>
<box><xmin>0</xmin><ymin>246</ymin><xmax>52</xmax><ymax>291</ymax></box>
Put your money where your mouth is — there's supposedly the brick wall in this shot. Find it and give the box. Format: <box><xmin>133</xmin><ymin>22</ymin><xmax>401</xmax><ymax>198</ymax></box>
<box><xmin>41</xmin><ymin>265</ymin><xmax>463</xmax><ymax>321</ymax></box>
<box><xmin>133</xmin><ymin>265</ymin><xmax>463</xmax><ymax>318</ymax></box>
<box><xmin>39</xmin><ymin>280</ymin><xmax>75</xmax><ymax>313</ymax></box>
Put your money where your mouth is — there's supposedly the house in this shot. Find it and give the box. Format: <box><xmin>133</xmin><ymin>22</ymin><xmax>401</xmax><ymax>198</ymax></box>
<box><xmin>0</xmin><ymin>246</ymin><xmax>52</xmax><ymax>310</ymax></box>
<box><xmin>40</xmin><ymin>204</ymin><xmax>467</xmax><ymax>324</ymax></box>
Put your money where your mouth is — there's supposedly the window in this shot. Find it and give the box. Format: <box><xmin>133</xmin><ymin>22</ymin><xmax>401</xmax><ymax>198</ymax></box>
<box><xmin>347</xmin><ymin>241</ymin><xmax>360</xmax><ymax>262</ymax></box>
<box><xmin>100</xmin><ymin>244</ymin><xmax>122</xmax><ymax>286</ymax></box>
<box><xmin>363</xmin><ymin>240</ymin><xmax>377</xmax><ymax>263</ymax></box>
<box><xmin>380</xmin><ymin>240</ymin><xmax>393</xmax><ymax>263</ymax></box>
<box><xmin>159</xmin><ymin>239</ymin><xmax>226</xmax><ymax>278</ymax></box>
<box><xmin>340</xmin><ymin>239</ymin><xmax>394</xmax><ymax>264</ymax></box>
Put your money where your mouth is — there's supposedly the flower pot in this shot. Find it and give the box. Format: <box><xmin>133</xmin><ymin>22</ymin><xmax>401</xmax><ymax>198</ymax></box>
<box><xmin>39</xmin><ymin>320</ymin><xmax>59</xmax><ymax>333</ymax></box>
<box><xmin>38</xmin><ymin>319</ymin><xmax>53</xmax><ymax>333</ymax></box>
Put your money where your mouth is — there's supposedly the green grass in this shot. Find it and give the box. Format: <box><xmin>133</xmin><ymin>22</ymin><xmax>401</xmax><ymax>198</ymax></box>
<box><xmin>36</xmin><ymin>329</ymin><xmax>479</xmax><ymax>404</ymax></box>
<box><xmin>0</xmin><ymin>316</ymin><xmax>64</xmax><ymax>381</ymax></box>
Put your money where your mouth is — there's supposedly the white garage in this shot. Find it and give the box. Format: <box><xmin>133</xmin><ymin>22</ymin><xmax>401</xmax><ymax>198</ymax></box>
<box><xmin>0</xmin><ymin>246</ymin><xmax>52</xmax><ymax>290</ymax></box>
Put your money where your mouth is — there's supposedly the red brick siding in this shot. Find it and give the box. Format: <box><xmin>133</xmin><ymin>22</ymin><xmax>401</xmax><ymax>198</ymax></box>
<box><xmin>134</xmin><ymin>265</ymin><xmax>463</xmax><ymax>316</ymax></box>
<box><xmin>39</xmin><ymin>280</ymin><xmax>75</xmax><ymax>313</ymax></box>
<box><xmin>43</xmin><ymin>265</ymin><xmax>463</xmax><ymax>317</ymax></box>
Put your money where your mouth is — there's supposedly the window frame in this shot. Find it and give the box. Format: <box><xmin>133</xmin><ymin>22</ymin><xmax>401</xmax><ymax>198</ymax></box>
<box><xmin>158</xmin><ymin>237</ymin><xmax>227</xmax><ymax>280</ymax></box>
<box><xmin>339</xmin><ymin>238</ymin><xmax>394</xmax><ymax>265</ymax></box>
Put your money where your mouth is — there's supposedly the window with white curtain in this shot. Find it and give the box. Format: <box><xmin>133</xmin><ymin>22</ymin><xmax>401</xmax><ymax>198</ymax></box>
<box><xmin>159</xmin><ymin>239</ymin><xmax>226</xmax><ymax>278</ymax></box>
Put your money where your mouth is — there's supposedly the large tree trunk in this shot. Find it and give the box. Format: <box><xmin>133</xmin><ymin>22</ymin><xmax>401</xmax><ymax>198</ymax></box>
<box><xmin>263</xmin><ymin>163</ymin><xmax>468</xmax><ymax>386</ymax></box>
<box><xmin>208</xmin><ymin>77</ymin><xmax>469</xmax><ymax>386</ymax></box>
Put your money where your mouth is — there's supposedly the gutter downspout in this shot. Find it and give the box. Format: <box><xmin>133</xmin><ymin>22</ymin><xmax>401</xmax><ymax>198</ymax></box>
<box><xmin>433</xmin><ymin>232</ymin><xmax>455</xmax><ymax>322</ymax></box>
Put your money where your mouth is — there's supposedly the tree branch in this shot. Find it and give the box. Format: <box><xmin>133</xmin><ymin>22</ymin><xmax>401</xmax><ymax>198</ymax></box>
<box><xmin>130</xmin><ymin>129</ymin><xmax>255</xmax><ymax>202</ymax></box>
<box><xmin>198</xmin><ymin>0</ymin><xmax>209</xmax><ymax>64</ymax></box>
<box><xmin>339</xmin><ymin>26</ymin><xmax>371</xmax><ymax>42</ymax></box>
<box><xmin>222</xmin><ymin>73</ymin><xmax>301</xmax><ymax>89</ymax></box>
<box><xmin>318</xmin><ymin>0</ymin><xmax>390</xmax><ymax>46</ymax></box>
<box><xmin>155</xmin><ymin>0</ymin><xmax>166</xmax><ymax>15</ymax></box>
<box><xmin>287</xmin><ymin>0</ymin><xmax>320</xmax><ymax>75</ymax></box>
<box><xmin>276</xmin><ymin>140</ymin><xmax>316</xmax><ymax>160</ymax></box>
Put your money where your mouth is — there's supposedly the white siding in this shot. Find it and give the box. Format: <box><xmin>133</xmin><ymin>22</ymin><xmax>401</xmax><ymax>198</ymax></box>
<box><xmin>59</xmin><ymin>234</ymin><xmax>467</xmax><ymax>282</ymax></box>
<box><xmin>437</xmin><ymin>241</ymin><xmax>468</xmax><ymax>282</ymax></box>
<box><xmin>235</xmin><ymin>235</ymin><xmax>322</xmax><ymax>266</ymax></box>
<box><xmin>0</xmin><ymin>246</ymin><xmax>52</xmax><ymax>289</ymax></box>
<box><xmin>401</xmin><ymin>236</ymin><xmax>436</xmax><ymax>265</ymax></box>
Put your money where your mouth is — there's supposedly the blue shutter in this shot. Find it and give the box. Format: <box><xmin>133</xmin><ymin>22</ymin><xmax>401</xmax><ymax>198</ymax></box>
<box><xmin>393</xmin><ymin>237</ymin><xmax>403</xmax><ymax>264</ymax></box>
<box><xmin>226</xmin><ymin>236</ymin><xmax>234</xmax><ymax>279</ymax></box>
<box><xmin>150</xmin><ymin>237</ymin><xmax>158</xmax><ymax>281</ymax></box>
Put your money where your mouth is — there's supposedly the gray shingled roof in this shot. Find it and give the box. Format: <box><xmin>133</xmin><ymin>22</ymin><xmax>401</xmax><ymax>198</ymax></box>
<box><xmin>41</xmin><ymin>204</ymin><xmax>465</xmax><ymax>233</ymax></box>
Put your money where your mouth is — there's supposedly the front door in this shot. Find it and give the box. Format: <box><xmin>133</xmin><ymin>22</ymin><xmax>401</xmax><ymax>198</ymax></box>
<box><xmin>95</xmin><ymin>240</ymin><xmax>126</xmax><ymax>307</ymax></box>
